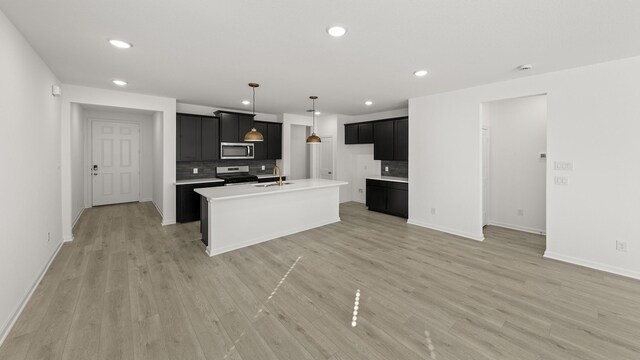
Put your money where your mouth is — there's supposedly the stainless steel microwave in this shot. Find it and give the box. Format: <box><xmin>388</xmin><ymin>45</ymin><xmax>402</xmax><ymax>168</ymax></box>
<box><xmin>220</xmin><ymin>142</ymin><xmax>254</xmax><ymax>159</ymax></box>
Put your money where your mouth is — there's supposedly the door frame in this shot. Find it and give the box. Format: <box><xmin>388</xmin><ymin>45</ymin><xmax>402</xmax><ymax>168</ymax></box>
<box><xmin>85</xmin><ymin>118</ymin><xmax>142</xmax><ymax>207</ymax></box>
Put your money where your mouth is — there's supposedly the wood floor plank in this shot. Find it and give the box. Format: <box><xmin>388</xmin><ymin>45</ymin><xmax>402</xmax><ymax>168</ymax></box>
<box><xmin>3</xmin><ymin>201</ymin><xmax>640</xmax><ymax>360</ymax></box>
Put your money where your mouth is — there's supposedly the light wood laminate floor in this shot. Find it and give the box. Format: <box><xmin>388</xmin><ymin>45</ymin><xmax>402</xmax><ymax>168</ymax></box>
<box><xmin>2</xmin><ymin>202</ymin><xmax>640</xmax><ymax>360</ymax></box>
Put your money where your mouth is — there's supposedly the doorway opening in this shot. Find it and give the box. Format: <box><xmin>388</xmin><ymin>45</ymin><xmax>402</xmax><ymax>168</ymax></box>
<box><xmin>482</xmin><ymin>94</ymin><xmax>547</xmax><ymax>250</ymax></box>
<box><xmin>289</xmin><ymin>125</ymin><xmax>311</xmax><ymax>180</ymax></box>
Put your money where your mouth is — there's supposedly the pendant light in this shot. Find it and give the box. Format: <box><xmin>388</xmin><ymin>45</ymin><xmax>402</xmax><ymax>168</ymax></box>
<box><xmin>243</xmin><ymin>83</ymin><xmax>264</xmax><ymax>142</ymax></box>
<box><xmin>306</xmin><ymin>96</ymin><xmax>321</xmax><ymax>144</ymax></box>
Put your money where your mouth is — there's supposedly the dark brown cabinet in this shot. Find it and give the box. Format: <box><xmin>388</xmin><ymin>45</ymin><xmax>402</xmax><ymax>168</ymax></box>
<box><xmin>252</xmin><ymin>122</ymin><xmax>268</xmax><ymax>160</ymax></box>
<box><xmin>177</xmin><ymin>114</ymin><xmax>219</xmax><ymax>161</ymax></box>
<box><xmin>358</xmin><ymin>123</ymin><xmax>374</xmax><ymax>143</ymax></box>
<box><xmin>373</xmin><ymin>120</ymin><xmax>395</xmax><ymax>160</ymax></box>
<box><xmin>267</xmin><ymin>122</ymin><xmax>282</xmax><ymax>159</ymax></box>
<box><xmin>394</xmin><ymin>118</ymin><xmax>408</xmax><ymax>161</ymax></box>
<box><xmin>366</xmin><ymin>179</ymin><xmax>408</xmax><ymax>218</ymax></box>
<box><xmin>345</xmin><ymin>122</ymin><xmax>374</xmax><ymax>144</ymax></box>
<box><xmin>177</xmin><ymin>181</ymin><xmax>223</xmax><ymax>223</ymax></box>
<box><xmin>345</xmin><ymin>124</ymin><xmax>359</xmax><ymax>144</ymax></box>
<box><xmin>216</xmin><ymin>111</ymin><xmax>256</xmax><ymax>142</ymax></box>
<box><xmin>201</xmin><ymin>116</ymin><xmax>220</xmax><ymax>161</ymax></box>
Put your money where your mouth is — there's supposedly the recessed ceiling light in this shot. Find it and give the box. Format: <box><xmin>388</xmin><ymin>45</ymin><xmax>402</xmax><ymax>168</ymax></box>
<box><xmin>315</xmin><ymin>111</ymin><xmax>321</xmax><ymax>115</ymax></box>
<box><xmin>241</xmin><ymin>100</ymin><xmax>251</xmax><ymax>105</ymax></box>
<box><xmin>327</xmin><ymin>26</ymin><xmax>347</xmax><ymax>37</ymax></box>
<box><xmin>413</xmin><ymin>70</ymin><xmax>428</xmax><ymax>77</ymax></box>
<box><xmin>109</xmin><ymin>39</ymin><xmax>132</xmax><ymax>49</ymax></box>
<box><xmin>365</xmin><ymin>101</ymin><xmax>373</xmax><ymax>106</ymax></box>
<box><xmin>112</xmin><ymin>79</ymin><xmax>127</xmax><ymax>86</ymax></box>
<box><xmin>518</xmin><ymin>64</ymin><xmax>533</xmax><ymax>71</ymax></box>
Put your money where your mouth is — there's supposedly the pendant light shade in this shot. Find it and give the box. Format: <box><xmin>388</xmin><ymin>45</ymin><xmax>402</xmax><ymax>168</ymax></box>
<box><xmin>244</xmin><ymin>83</ymin><xmax>264</xmax><ymax>142</ymax></box>
<box><xmin>306</xmin><ymin>96</ymin><xmax>321</xmax><ymax>144</ymax></box>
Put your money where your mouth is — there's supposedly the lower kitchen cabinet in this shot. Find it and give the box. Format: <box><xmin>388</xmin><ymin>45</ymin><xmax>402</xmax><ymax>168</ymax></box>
<box><xmin>366</xmin><ymin>179</ymin><xmax>408</xmax><ymax>218</ymax></box>
<box><xmin>177</xmin><ymin>182</ymin><xmax>223</xmax><ymax>223</ymax></box>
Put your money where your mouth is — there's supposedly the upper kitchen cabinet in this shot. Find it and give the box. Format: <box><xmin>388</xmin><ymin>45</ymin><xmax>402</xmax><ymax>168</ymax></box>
<box><xmin>344</xmin><ymin>122</ymin><xmax>374</xmax><ymax>144</ymax></box>
<box><xmin>267</xmin><ymin>122</ymin><xmax>282</xmax><ymax>159</ymax></box>
<box><xmin>371</xmin><ymin>117</ymin><xmax>408</xmax><ymax>161</ymax></box>
<box><xmin>373</xmin><ymin>120</ymin><xmax>395</xmax><ymax>160</ymax></box>
<box><xmin>177</xmin><ymin>114</ymin><xmax>220</xmax><ymax>161</ymax></box>
<box><xmin>251</xmin><ymin>121</ymin><xmax>283</xmax><ymax>160</ymax></box>
<box><xmin>252</xmin><ymin>121</ymin><xmax>268</xmax><ymax>160</ymax></box>
<box><xmin>394</xmin><ymin>118</ymin><xmax>408</xmax><ymax>161</ymax></box>
<box><xmin>216</xmin><ymin>111</ymin><xmax>256</xmax><ymax>142</ymax></box>
<box><xmin>177</xmin><ymin>114</ymin><xmax>201</xmax><ymax>161</ymax></box>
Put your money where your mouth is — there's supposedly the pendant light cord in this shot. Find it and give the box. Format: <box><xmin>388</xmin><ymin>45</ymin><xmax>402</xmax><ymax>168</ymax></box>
<box><xmin>312</xmin><ymin>98</ymin><xmax>316</xmax><ymax>133</ymax></box>
<box><xmin>252</xmin><ymin>87</ymin><xmax>256</xmax><ymax>116</ymax></box>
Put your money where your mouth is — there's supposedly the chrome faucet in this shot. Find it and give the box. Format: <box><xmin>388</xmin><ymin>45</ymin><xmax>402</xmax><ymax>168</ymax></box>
<box><xmin>273</xmin><ymin>165</ymin><xmax>283</xmax><ymax>186</ymax></box>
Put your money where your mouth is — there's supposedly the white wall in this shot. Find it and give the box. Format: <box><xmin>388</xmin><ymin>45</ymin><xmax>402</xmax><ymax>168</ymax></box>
<box><xmin>61</xmin><ymin>85</ymin><xmax>177</xmax><ymax>237</ymax></box>
<box><xmin>82</xmin><ymin>109</ymin><xmax>155</xmax><ymax>205</ymax></box>
<box><xmin>409</xmin><ymin>56</ymin><xmax>640</xmax><ymax>279</ymax></box>
<box><xmin>70</xmin><ymin>103</ymin><xmax>85</xmax><ymax>225</ymax></box>
<box><xmin>486</xmin><ymin>95</ymin><xmax>547</xmax><ymax>234</ymax></box>
<box><xmin>0</xmin><ymin>10</ymin><xmax>62</xmax><ymax>343</ymax></box>
<box><xmin>152</xmin><ymin>111</ymin><xmax>164</xmax><ymax>215</ymax></box>
<box><xmin>176</xmin><ymin>102</ymin><xmax>279</xmax><ymax>122</ymax></box>
<box><xmin>289</xmin><ymin>125</ymin><xmax>310</xmax><ymax>180</ymax></box>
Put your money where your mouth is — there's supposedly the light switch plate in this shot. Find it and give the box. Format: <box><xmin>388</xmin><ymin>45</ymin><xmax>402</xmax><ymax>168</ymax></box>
<box><xmin>554</xmin><ymin>176</ymin><xmax>569</xmax><ymax>186</ymax></box>
<box><xmin>261</xmin><ymin>165</ymin><xmax>265</xmax><ymax>170</ymax></box>
<box><xmin>554</xmin><ymin>161</ymin><xmax>573</xmax><ymax>171</ymax></box>
<box><xmin>193</xmin><ymin>168</ymin><xmax>198</xmax><ymax>174</ymax></box>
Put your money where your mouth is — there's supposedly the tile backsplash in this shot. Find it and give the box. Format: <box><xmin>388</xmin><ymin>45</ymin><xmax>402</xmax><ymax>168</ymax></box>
<box><xmin>177</xmin><ymin>159</ymin><xmax>277</xmax><ymax>180</ymax></box>
<box><xmin>381</xmin><ymin>160</ymin><xmax>408</xmax><ymax>178</ymax></box>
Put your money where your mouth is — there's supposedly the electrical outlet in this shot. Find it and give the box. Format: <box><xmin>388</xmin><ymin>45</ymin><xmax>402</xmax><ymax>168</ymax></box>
<box><xmin>616</xmin><ymin>241</ymin><xmax>627</xmax><ymax>252</ymax></box>
<box><xmin>358</xmin><ymin>188</ymin><xmax>363</xmax><ymax>193</ymax></box>
<box><xmin>47</xmin><ymin>232</ymin><xmax>50</xmax><ymax>242</ymax></box>
<box><xmin>430</xmin><ymin>208</ymin><xmax>436</xmax><ymax>215</ymax></box>
<box><xmin>384</xmin><ymin>166</ymin><xmax>389</xmax><ymax>172</ymax></box>
<box><xmin>193</xmin><ymin>168</ymin><xmax>198</xmax><ymax>174</ymax></box>
<box><xmin>554</xmin><ymin>161</ymin><xmax>573</xmax><ymax>171</ymax></box>
<box><xmin>517</xmin><ymin>209</ymin><xmax>524</xmax><ymax>216</ymax></box>
<box><xmin>554</xmin><ymin>176</ymin><xmax>569</xmax><ymax>186</ymax></box>
<box><xmin>261</xmin><ymin>165</ymin><xmax>265</xmax><ymax>170</ymax></box>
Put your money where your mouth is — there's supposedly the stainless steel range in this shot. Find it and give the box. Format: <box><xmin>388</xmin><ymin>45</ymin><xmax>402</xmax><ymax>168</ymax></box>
<box><xmin>216</xmin><ymin>166</ymin><xmax>258</xmax><ymax>186</ymax></box>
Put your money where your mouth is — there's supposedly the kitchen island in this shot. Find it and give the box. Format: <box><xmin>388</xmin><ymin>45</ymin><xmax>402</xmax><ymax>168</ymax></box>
<box><xmin>195</xmin><ymin>179</ymin><xmax>348</xmax><ymax>256</ymax></box>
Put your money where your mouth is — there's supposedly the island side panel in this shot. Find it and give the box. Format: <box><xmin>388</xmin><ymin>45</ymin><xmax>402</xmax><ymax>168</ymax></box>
<box><xmin>206</xmin><ymin>186</ymin><xmax>340</xmax><ymax>256</ymax></box>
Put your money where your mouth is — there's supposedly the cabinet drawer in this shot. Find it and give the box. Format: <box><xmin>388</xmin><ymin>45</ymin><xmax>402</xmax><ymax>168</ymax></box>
<box><xmin>366</xmin><ymin>179</ymin><xmax>388</xmax><ymax>188</ymax></box>
<box><xmin>387</xmin><ymin>182</ymin><xmax>408</xmax><ymax>191</ymax></box>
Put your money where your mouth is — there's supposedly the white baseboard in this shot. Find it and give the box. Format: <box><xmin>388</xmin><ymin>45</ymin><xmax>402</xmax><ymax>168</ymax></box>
<box><xmin>543</xmin><ymin>251</ymin><xmax>640</xmax><ymax>280</ymax></box>
<box><xmin>63</xmin><ymin>235</ymin><xmax>74</xmax><ymax>242</ymax></box>
<box><xmin>161</xmin><ymin>219</ymin><xmax>176</xmax><ymax>226</ymax></box>
<box><xmin>140</xmin><ymin>197</ymin><xmax>153</xmax><ymax>202</ymax></box>
<box><xmin>407</xmin><ymin>218</ymin><xmax>484</xmax><ymax>241</ymax></box>
<box><xmin>488</xmin><ymin>221</ymin><xmax>546</xmax><ymax>235</ymax></box>
<box><xmin>151</xmin><ymin>200</ymin><xmax>164</xmax><ymax>221</ymax></box>
<box><xmin>0</xmin><ymin>240</ymin><xmax>63</xmax><ymax>346</ymax></box>
<box><xmin>207</xmin><ymin>218</ymin><xmax>341</xmax><ymax>256</ymax></box>
<box><xmin>71</xmin><ymin>208</ymin><xmax>85</xmax><ymax>229</ymax></box>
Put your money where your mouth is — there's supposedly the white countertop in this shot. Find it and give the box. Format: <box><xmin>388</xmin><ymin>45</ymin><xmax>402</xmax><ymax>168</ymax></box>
<box><xmin>365</xmin><ymin>175</ymin><xmax>409</xmax><ymax>183</ymax></box>
<box><xmin>175</xmin><ymin>177</ymin><xmax>224</xmax><ymax>185</ymax></box>
<box><xmin>195</xmin><ymin>178</ymin><xmax>348</xmax><ymax>201</ymax></box>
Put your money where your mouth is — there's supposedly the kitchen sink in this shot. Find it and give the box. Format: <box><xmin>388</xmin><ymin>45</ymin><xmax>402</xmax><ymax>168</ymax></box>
<box><xmin>254</xmin><ymin>182</ymin><xmax>293</xmax><ymax>187</ymax></box>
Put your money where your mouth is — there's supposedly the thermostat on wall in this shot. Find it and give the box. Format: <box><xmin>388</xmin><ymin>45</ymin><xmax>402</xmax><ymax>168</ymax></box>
<box><xmin>51</xmin><ymin>85</ymin><xmax>62</xmax><ymax>97</ymax></box>
<box><xmin>539</xmin><ymin>152</ymin><xmax>547</xmax><ymax>159</ymax></box>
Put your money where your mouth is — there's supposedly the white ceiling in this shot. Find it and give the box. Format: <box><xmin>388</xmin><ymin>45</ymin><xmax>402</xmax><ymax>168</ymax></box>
<box><xmin>1</xmin><ymin>0</ymin><xmax>639</xmax><ymax>115</ymax></box>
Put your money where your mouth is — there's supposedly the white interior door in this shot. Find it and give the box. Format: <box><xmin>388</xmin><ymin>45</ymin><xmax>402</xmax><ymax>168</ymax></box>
<box><xmin>319</xmin><ymin>137</ymin><xmax>334</xmax><ymax>180</ymax></box>
<box><xmin>92</xmin><ymin>121</ymin><xmax>140</xmax><ymax>206</ymax></box>
<box><xmin>482</xmin><ymin>128</ymin><xmax>490</xmax><ymax>226</ymax></box>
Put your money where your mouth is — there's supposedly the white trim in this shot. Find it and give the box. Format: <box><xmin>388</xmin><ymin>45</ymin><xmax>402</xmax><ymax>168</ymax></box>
<box><xmin>63</xmin><ymin>235</ymin><xmax>74</xmax><ymax>243</ymax></box>
<box><xmin>487</xmin><ymin>221</ymin><xmax>546</xmax><ymax>235</ymax></box>
<box><xmin>0</xmin><ymin>241</ymin><xmax>63</xmax><ymax>346</ymax></box>
<box><xmin>161</xmin><ymin>219</ymin><xmax>176</xmax><ymax>226</ymax></box>
<box><xmin>140</xmin><ymin>197</ymin><xmax>153</xmax><ymax>202</ymax></box>
<box><xmin>407</xmin><ymin>218</ymin><xmax>485</xmax><ymax>241</ymax></box>
<box><xmin>71</xmin><ymin>207</ymin><xmax>85</xmax><ymax>229</ymax></box>
<box><xmin>152</xmin><ymin>199</ymin><xmax>163</xmax><ymax>217</ymax></box>
<box><xmin>207</xmin><ymin>218</ymin><xmax>341</xmax><ymax>256</ymax></box>
<box><xmin>544</xmin><ymin>251</ymin><xmax>640</xmax><ymax>281</ymax></box>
